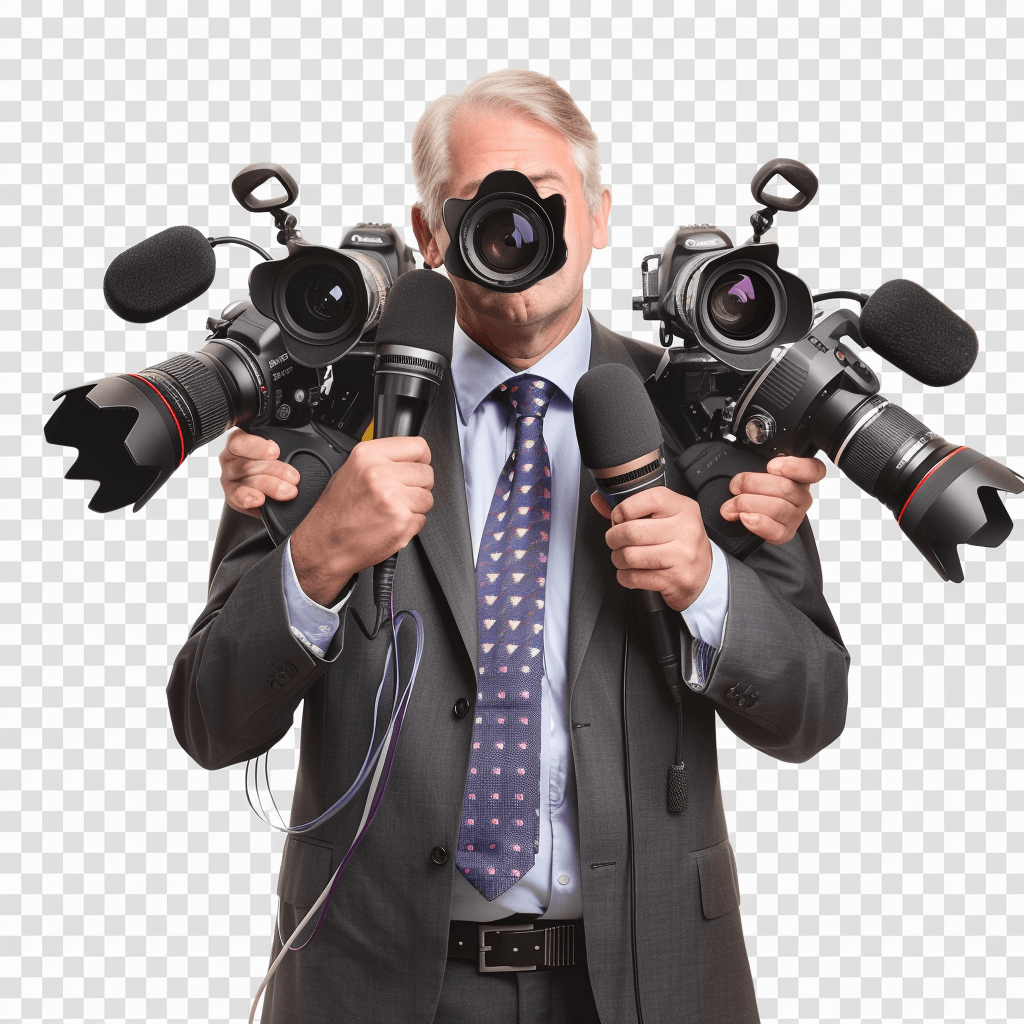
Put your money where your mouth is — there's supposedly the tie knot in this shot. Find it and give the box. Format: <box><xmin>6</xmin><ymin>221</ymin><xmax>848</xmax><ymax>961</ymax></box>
<box><xmin>497</xmin><ymin>375</ymin><xmax>555</xmax><ymax>419</ymax></box>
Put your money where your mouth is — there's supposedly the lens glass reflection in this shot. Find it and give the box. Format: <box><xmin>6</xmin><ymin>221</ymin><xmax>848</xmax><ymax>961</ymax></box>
<box><xmin>475</xmin><ymin>211</ymin><xmax>539</xmax><ymax>273</ymax></box>
<box><xmin>286</xmin><ymin>265</ymin><xmax>355</xmax><ymax>334</ymax></box>
<box><xmin>706</xmin><ymin>269</ymin><xmax>776</xmax><ymax>340</ymax></box>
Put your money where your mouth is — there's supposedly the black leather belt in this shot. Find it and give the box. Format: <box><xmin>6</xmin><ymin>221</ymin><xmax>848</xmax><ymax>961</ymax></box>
<box><xmin>448</xmin><ymin>919</ymin><xmax>585</xmax><ymax>973</ymax></box>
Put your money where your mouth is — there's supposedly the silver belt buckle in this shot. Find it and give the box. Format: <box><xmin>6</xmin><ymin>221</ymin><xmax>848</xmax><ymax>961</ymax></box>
<box><xmin>478</xmin><ymin>923</ymin><xmax>538</xmax><ymax>973</ymax></box>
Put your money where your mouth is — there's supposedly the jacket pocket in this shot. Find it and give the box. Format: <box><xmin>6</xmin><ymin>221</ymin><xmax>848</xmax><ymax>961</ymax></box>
<box><xmin>277</xmin><ymin>834</ymin><xmax>335</xmax><ymax>908</ymax></box>
<box><xmin>692</xmin><ymin>838</ymin><xmax>740</xmax><ymax>920</ymax></box>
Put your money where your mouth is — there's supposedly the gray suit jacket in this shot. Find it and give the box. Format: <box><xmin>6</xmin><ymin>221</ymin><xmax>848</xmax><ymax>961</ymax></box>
<box><xmin>167</xmin><ymin>318</ymin><xmax>849</xmax><ymax>1024</ymax></box>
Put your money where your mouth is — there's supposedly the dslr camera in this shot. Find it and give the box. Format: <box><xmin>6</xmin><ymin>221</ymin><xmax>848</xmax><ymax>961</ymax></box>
<box><xmin>46</xmin><ymin>164</ymin><xmax>417</xmax><ymax>541</ymax></box>
<box><xmin>640</xmin><ymin>158</ymin><xmax>1021</xmax><ymax>582</ymax></box>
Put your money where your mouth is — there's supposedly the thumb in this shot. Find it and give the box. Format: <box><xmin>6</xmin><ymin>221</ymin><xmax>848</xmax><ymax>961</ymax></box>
<box><xmin>590</xmin><ymin>490</ymin><xmax>612</xmax><ymax>519</ymax></box>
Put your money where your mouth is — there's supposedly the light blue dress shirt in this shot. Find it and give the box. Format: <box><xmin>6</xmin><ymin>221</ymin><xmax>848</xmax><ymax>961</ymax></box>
<box><xmin>280</xmin><ymin>309</ymin><xmax>729</xmax><ymax>921</ymax></box>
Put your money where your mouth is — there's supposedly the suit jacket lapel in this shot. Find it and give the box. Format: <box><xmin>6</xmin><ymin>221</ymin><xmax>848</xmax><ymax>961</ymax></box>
<box><xmin>565</xmin><ymin>315</ymin><xmax>644</xmax><ymax>701</ymax></box>
<box><xmin>417</xmin><ymin>372</ymin><xmax>478</xmax><ymax>671</ymax></box>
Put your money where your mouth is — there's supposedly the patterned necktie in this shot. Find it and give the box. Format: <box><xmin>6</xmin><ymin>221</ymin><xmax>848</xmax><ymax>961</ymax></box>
<box><xmin>456</xmin><ymin>375</ymin><xmax>554</xmax><ymax>900</ymax></box>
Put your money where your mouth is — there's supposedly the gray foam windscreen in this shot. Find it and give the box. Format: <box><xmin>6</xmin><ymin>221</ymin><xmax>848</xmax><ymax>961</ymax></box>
<box><xmin>374</xmin><ymin>268</ymin><xmax>456</xmax><ymax>361</ymax></box>
<box><xmin>573</xmin><ymin>362</ymin><xmax>664</xmax><ymax>471</ymax></box>
<box><xmin>102</xmin><ymin>225</ymin><xmax>217</xmax><ymax>323</ymax></box>
<box><xmin>859</xmin><ymin>278</ymin><xmax>979</xmax><ymax>387</ymax></box>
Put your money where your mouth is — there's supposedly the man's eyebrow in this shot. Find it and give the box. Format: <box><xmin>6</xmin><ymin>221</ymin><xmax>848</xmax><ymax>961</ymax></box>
<box><xmin>459</xmin><ymin>170</ymin><xmax>568</xmax><ymax>194</ymax></box>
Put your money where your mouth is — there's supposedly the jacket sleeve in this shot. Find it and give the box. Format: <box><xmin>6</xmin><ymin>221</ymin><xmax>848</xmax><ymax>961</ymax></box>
<box><xmin>701</xmin><ymin>517</ymin><xmax>850</xmax><ymax>763</ymax></box>
<box><xmin>166</xmin><ymin>503</ymin><xmax>349</xmax><ymax>771</ymax></box>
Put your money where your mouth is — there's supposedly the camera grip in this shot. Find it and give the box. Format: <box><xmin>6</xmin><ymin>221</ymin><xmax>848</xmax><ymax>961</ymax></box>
<box><xmin>250</xmin><ymin>422</ymin><xmax>357</xmax><ymax>546</ymax></box>
<box><xmin>675</xmin><ymin>442</ymin><xmax>770</xmax><ymax>561</ymax></box>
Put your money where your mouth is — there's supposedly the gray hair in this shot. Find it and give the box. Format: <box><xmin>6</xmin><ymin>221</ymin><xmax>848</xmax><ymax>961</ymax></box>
<box><xmin>411</xmin><ymin>69</ymin><xmax>604</xmax><ymax>232</ymax></box>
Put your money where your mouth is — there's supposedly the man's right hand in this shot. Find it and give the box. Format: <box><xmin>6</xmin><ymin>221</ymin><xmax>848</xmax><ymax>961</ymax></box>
<box><xmin>287</xmin><ymin>435</ymin><xmax>434</xmax><ymax>606</ymax></box>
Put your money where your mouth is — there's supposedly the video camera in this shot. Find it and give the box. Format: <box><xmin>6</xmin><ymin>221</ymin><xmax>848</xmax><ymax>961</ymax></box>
<box><xmin>637</xmin><ymin>159</ymin><xmax>1022</xmax><ymax>583</ymax></box>
<box><xmin>45</xmin><ymin>163</ymin><xmax>417</xmax><ymax>542</ymax></box>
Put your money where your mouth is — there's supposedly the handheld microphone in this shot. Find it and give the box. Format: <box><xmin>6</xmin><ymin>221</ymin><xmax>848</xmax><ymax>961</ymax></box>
<box><xmin>859</xmin><ymin>278</ymin><xmax>979</xmax><ymax>387</ymax></box>
<box><xmin>574</xmin><ymin>362</ymin><xmax>689</xmax><ymax>811</ymax></box>
<box><xmin>362</xmin><ymin>269</ymin><xmax>456</xmax><ymax>637</ymax></box>
<box><xmin>102</xmin><ymin>225</ymin><xmax>217</xmax><ymax>323</ymax></box>
<box><xmin>574</xmin><ymin>362</ymin><xmax>682</xmax><ymax>686</ymax></box>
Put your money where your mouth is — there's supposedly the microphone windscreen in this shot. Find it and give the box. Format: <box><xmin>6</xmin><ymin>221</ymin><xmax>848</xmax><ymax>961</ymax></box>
<box><xmin>374</xmin><ymin>269</ymin><xmax>456</xmax><ymax>361</ymax></box>
<box><xmin>859</xmin><ymin>279</ymin><xmax>978</xmax><ymax>387</ymax></box>
<box><xmin>103</xmin><ymin>225</ymin><xmax>217</xmax><ymax>323</ymax></box>
<box><xmin>573</xmin><ymin>363</ymin><xmax>664</xmax><ymax>470</ymax></box>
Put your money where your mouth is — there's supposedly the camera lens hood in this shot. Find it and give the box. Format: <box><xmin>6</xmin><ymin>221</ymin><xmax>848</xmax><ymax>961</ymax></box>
<box><xmin>249</xmin><ymin>244</ymin><xmax>388</xmax><ymax>367</ymax></box>
<box><xmin>442</xmin><ymin>169</ymin><xmax>567</xmax><ymax>292</ymax></box>
<box><xmin>672</xmin><ymin>243</ymin><xmax>813</xmax><ymax>372</ymax></box>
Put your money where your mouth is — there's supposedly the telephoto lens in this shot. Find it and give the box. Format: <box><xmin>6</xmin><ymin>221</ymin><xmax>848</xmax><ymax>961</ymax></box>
<box><xmin>44</xmin><ymin>304</ymin><xmax>320</xmax><ymax>513</ymax></box>
<box><xmin>731</xmin><ymin>309</ymin><xmax>1023</xmax><ymax>582</ymax></box>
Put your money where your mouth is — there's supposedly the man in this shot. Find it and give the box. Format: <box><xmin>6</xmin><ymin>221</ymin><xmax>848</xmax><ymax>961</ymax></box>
<box><xmin>169</xmin><ymin>70</ymin><xmax>849</xmax><ymax>1023</ymax></box>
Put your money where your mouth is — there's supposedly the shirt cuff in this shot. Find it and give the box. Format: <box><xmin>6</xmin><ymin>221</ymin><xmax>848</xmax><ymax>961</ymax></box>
<box><xmin>281</xmin><ymin>536</ymin><xmax>356</xmax><ymax>658</ymax></box>
<box><xmin>680</xmin><ymin>540</ymin><xmax>729</xmax><ymax>650</ymax></box>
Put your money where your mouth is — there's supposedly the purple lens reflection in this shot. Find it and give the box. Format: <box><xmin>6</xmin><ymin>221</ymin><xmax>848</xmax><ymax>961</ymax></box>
<box><xmin>727</xmin><ymin>275</ymin><xmax>756</xmax><ymax>304</ymax></box>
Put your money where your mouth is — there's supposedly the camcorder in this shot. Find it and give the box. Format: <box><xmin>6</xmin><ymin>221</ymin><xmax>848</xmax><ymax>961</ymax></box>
<box><xmin>45</xmin><ymin>164</ymin><xmax>419</xmax><ymax>542</ymax></box>
<box><xmin>637</xmin><ymin>158</ymin><xmax>1021</xmax><ymax>583</ymax></box>
<box><xmin>45</xmin><ymin>159</ymin><xmax>1021</xmax><ymax>581</ymax></box>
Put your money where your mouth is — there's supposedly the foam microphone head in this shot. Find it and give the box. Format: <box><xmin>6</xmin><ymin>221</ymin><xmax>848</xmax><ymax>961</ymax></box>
<box><xmin>102</xmin><ymin>225</ymin><xmax>217</xmax><ymax>323</ymax></box>
<box><xmin>573</xmin><ymin>363</ymin><xmax>667</xmax><ymax>508</ymax></box>
<box><xmin>574</xmin><ymin>362</ymin><xmax>663</xmax><ymax>471</ymax></box>
<box><xmin>859</xmin><ymin>279</ymin><xmax>979</xmax><ymax>387</ymax></box>
<box><xmin>372</xmin><ymin>269</ymin><xmax>456</xmax><ymax>439</ymax></box>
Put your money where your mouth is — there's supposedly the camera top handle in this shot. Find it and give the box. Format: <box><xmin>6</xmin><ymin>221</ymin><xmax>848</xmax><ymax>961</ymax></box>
<box><xmin>232</xmin><ymin>163</ymin><xmax>303</xmax><ymax>247</ymax></box>
<box><xmin>748</xmin><ymin>158</ymin><xmax>819</xmax><ymax>243</ymax></box>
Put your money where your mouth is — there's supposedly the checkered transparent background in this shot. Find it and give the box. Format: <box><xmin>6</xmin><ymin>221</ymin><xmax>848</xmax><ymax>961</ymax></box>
<box><xmin>3</xmin><ymin>1</ymin><xmax>1022</xmax><ymax>1022</ymax></box>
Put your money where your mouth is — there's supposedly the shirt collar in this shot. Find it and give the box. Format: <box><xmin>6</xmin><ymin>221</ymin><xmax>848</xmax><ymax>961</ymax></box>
<box><xmin>451</xmin><ymin>306</ymin><xmax>592</xmax><ymax>425</ymax></box>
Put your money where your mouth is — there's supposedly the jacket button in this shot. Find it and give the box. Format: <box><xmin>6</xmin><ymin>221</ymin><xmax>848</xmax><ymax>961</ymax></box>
<box><xmin>431</xmin><ymin>846</ymin><xmax>448</xmax><ymax>865</ymax></box>
<box><xmin>453</xmin><ymin>697</ymin><xmax>470</xmax><ymax>718</ymax></box>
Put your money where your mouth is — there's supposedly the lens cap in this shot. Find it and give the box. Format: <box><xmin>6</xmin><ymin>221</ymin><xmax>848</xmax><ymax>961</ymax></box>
<box><xmin>442</xmin><ymin>169</ymin><xmax>568</xmax><ymax>292</ymax></box>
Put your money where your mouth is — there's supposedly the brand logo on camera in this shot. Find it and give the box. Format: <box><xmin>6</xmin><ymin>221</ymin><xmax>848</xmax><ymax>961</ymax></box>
<box><xmin>350</xmin><ymin>233</ymin><xmax>386</xmax><ymax>244</ymax></box>
<box><xmin>684</xmin><ymin>235</ymin><xmax>725</xmax><ymax>249</ymax></box>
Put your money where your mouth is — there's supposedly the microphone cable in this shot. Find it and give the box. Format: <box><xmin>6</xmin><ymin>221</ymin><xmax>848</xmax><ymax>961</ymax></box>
<box><xmin>620</xmin><ymin>602</ymin><xmax>646</xmax><ymax>1024</ymax></box>
<box><xmin>244</xmin><ymin>602</ymin><xmax>425</xmax><ymax>1024</ymax></box>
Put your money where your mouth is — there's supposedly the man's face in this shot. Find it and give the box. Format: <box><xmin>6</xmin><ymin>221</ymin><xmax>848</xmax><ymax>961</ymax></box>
<box><xmin>413</xmin><ymin>107</ymin><xmax>611</xmax><ymax>332</ymax></box>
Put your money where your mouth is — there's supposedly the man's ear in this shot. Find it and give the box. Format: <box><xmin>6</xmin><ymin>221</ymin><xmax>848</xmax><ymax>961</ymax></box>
<box><xmin>411</xmin><ymin>204</ymin><xmax>444</xmax><ymax>269</ymax></box>
<box><xmin>591</xmin><ymin>188</ymin><xmax>612</xmax><ymax>250</ymax></box>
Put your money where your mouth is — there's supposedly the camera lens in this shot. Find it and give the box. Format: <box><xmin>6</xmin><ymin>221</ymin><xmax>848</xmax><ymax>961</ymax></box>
<box><xmin>306</xmin><ymin>275</ymin><xmax>352</xmax><ymax>322</ymax></box>
<box><xmin>286</xmin><ymin>264</ymin><xmax>356</xmax><ymax>334</ymax></box>
<box><xmin>475</xmin><ymin>210</ymin><xmax>539</xmax><ymax>273</ymax></box>
<box><xmin>461</xmin><ymin>198</ymin><xmax>552</xmax><ymax>289</ymax></box>
<box><xmin>706</xmin><ymin>269</ymin><xmax>776</xmax><ymax>341</ymax></box>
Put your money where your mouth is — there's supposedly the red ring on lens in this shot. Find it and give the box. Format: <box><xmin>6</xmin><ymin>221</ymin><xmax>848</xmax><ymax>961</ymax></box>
<box><xmin>897</xmin><ymin>446</ymin><xmax>967</xmax><ymax>525</ymax></box>
<box><xmin>129</xmin><ymin>374</ymin><xmax>185</xmax><ymax>466</ymax></box>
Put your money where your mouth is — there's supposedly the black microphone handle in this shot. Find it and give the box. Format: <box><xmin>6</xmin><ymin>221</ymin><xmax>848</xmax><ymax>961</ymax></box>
<box><xmin>636</xmin><ymin>588</ymin><xmax>687</xmax><ymax>690</ymax></box>
<box><xmin>595</xmin><ymin>477</ymin><xmax>692</xmax><ymax>694</ymax></box>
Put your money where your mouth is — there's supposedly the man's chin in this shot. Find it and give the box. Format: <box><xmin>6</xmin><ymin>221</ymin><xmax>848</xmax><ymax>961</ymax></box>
<box><xmin>451</xmin><ymin>277</ymin><xmax>576</xmax><ymax>328</ymax></box>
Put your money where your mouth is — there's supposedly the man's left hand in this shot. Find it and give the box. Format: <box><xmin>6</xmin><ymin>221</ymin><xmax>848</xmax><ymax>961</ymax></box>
<box><xmin>719</xmin><ymin>455</ymin><xmax>827</xmax><ymax>544</ymax></box>
<box><xmin>591</xmin><ymin>455</ymin><xmax>827</xmax><ymax>611</ymax></box>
